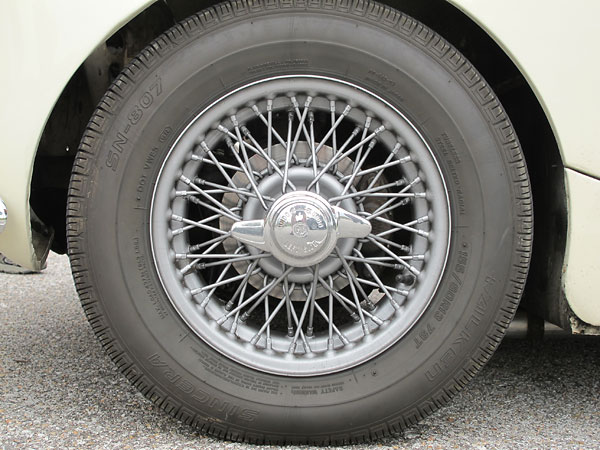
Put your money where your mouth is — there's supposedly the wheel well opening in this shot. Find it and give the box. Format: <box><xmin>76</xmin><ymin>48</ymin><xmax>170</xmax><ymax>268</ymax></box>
<box><xmin>30</xmin><ymin>0</ymin><xmax>566</xmax><ymax>324</ymax></box>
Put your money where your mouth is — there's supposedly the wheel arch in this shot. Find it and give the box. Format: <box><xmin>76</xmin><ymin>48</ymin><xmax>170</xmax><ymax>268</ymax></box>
<box><xmin>29</xmin><ymin>0</ymin><xmax>567</xmax><ymax>325</ymax></box>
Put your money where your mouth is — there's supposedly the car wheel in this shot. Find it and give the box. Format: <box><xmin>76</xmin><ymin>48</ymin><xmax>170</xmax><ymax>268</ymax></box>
<box><xmin>67</xmin><ymin>0</ymin><xmax>532</xmax><ymax>444</ymax></box>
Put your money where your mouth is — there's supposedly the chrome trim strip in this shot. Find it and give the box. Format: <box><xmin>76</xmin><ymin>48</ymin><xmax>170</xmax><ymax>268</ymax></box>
<box><xmin>0</xmin><ymin>197</ymin><xmax>7</xmax><ymax>233</ymax></box>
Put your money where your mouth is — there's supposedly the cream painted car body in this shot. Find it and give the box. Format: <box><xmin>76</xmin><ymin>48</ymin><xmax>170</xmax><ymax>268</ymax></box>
<box><xmin>0</xmin><ymin>0</ymin><xmax>598</xmax><ymax>325</ymax></box>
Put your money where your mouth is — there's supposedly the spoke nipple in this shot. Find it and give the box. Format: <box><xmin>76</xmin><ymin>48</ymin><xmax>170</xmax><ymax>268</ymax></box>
<box><xmin>363</xmin><ymin>301</ymin><xmax>376</xmax><ymax>312</ymax></box>
<box><xmin>266</xmin><ymin>337</ymin><xmax>273</xmax><ymax>350</ymax></box>
<box><xmin>199</xmin><ymin>298</ymin><xmax>210</xmax><ymax>309</ymax></box>
<box><xmin>308</xmin><ymin>110</ymin><xmax>315</xmax><ymax>123</ymax></box>
<box><xmin>200</xmin><ymin>141</ymin><xmax>210</xmax><ymax>152</ymax></box>
<box><xmin>196</xmin><ymin>263</ymin><xmax>206</xmax><ymax>270</ymax></box>
<box><xmin>287</xmin><ymin>327</ymin><xmax>295</xmax><ymax>337</ymax></box>
<box><xmin>399</xmin><ymin>155</ymin><xmax>411</xmax><ymax>164</ymax></box>
<box><xmin>175</xmin><ymin>253</ymin><xmax>187</xmax><ymax>260</ymax></box>
<box><xmin>250</xmin><ymin>335</ymin><xmax>260</xmax><ymax>345</ymax></box>
<box><xmin>342</xmin><ymin>105</ymin><xmax>352</xmax><ymax>115</ymax></box>
<box><xmin>171</xmin><ymin>214</ymin><xmax>183</xmax><ymax>222</ymax></box>
<box><xmin>327</xmin><ymin>338</ymin><xmax>335</xmax><ymax>350</ymax></box>
<box><xmin>352</xmin><ymin>127</ymin><xmax>360</xmax><ymax>137</ymax></box>
<box><xmin>371</xmin><ymin>316</ymin><xmax>384</xmax><ymax>326</ymax></box>
<box><xmin>241</xmin><ymin>126</ymin><xmax>250</xmax><ymax>137</ymax></box>
<box><xmin>240</xmin><ymin>311</ymin><xmax>250</xmax><ymax>322</ymax></box>
<box><xmin>251</xmin><ymin>105</ymin><xmax>261</xmax><ymax>115</ymax></box>
<box><xmin>230</xmin><ymin>115</ymin><xmax>239</xmax><ymax>127</ymax></box>
<box><xmin>217</xmin><ymin>316</ymin><xmax>229</xmax><ymax>325</ymax></box>
<box><xmin>365</xmin><ymin>116</ymin><xmax>372</xmax><ymax>128</ymax></box>
<box><xmin>179</xmin><ymin>175</ymin><xmax>191</xmax><ymax>185</ymax></box>
<box><xmin>392</xmin><ymin>142</ymin><xmax>402</xmax><ymax>154</ymax></box>
<box><xmin>305</xmin><ymin>96</ymin><xmax>313</xmax><ymax>107</ymax></box>
<box><xmin>267</xmin><ymin>99</ymin><xmax>273</xmax><ymax>110</ymax></box>
<box><xmin>362</xmin><ymin>324</ymin><xmax>371</xmax><ymax>335</ymax></box>
<box><xmin>187</xmin><ymin>195</ymin><xmax>202</xmax><ymax>205</ymax></box>
<box><xmin>230</xmin><ymin>321</ymin><xmax>238</xmax><ymax>335</ymax></box>
<box><xmin>306</xmin><ymin>327</ymin><xmax>314</xmax><ymax>338</ymax></box>
<box><xmin>290</xmin><ymin>96</ymin><xmax>299</xmax><ymax>108</ymax></box>
<box><xmin>288</xmin><ymin>111</ymin><xmax>294</xmax><ymax>121</ymax></box>
<box><xmin>288</xmin><ymin>342</ymin><xmax>297</xmax><ymax>354</ymax></box>
<box><xmin>217</xmin><ymin>124</ymin><xmax>229</xmax><ymax>134</ymax></box>
<box><xmin>351</xmin><ymin>312</ymin><xmax>360</xmax><ymax>322</ymax></box>
<box><xmin>225</xmin><ymin>136</ymin><xmax>235</xmax><ymax>149</ymax></box>
<box><xmin>416</xmin><ymin>192</ymin><xmax>427</xmax><ymax>198</ymax></box>
<box><xmin>375</xmin><ymin>125</ymin><xmax>385</xmax><ymax>134</ymax></box>
<box><xmin>224</xmin><ymin>300</ymin><xmax>235</xmax><ymax>311</ymax></box>
<box><xmin>329</xmin><ymin>100</ymin><xmax>336</xmax><ymax>112</ymax></box>
<box><xmin>341</xmin><ymin>336</ymin><xmax>350</xmax><ymax>346</ymax></box>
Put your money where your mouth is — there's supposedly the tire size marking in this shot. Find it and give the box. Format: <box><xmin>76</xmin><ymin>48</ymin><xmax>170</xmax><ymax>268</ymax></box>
<box><xmin>133</xmin><ymin>237</ymin><xmax>168</xmax><ymax>319</ymax></box>
<box><xmin>414</xmin><ymin>245</ymin><xmax>469</xmax><ymax>350</ymax></box>
<box><xmin>105</xmin><ymin>76</ymin><xmax>163</xmax><ymax>172</ymax></box>
<box><xmin>413</xmin><ymin>322</ymin><xmax>436</xmax><ymax>350</ymax></box>
<box><xmin>433</xmin><ymin>249</ymin><xmax>468</xmax><ymax>323</ymax></box>
<box><xmin>147</xmin><ymin>353</ymin><xmax>259</xmax><ymax>422</ymax></box>
<box><xmin>435</xmin><ymin>133</ymin><xmax>466</xmax><ymax>215</ymax></box>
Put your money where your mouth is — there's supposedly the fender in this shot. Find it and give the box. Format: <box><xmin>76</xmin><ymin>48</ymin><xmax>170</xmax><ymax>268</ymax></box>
<box><xmin>0</xmin><ymin>0</ymin><xmax>153</xmax><ymax>269</ymax></box>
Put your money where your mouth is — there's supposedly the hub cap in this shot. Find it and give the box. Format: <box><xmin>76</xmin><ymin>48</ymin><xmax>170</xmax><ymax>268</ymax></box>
<box><xmin>151</xmin><ymin>75</ymin><xmax>451</xmax><ymax>376</ymax></box>
<box><xmin>231</xmin><ymin>191</ymin><xmax>371</xmax><ymax>267</ymax></box>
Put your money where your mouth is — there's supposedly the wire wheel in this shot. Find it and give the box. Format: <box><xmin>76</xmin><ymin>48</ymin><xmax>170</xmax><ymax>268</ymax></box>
<box><xmin>151</xmin><ymin>75</ymin><xmax>450</xmax><ymax>376</ymax></box>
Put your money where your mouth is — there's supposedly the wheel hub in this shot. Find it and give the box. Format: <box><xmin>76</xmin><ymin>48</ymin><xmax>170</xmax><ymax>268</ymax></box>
<box><xmin>222</xmin><ymin>144</ymin><xmax>362</xmax><ymax>288</ymax></box>
<box><xmin>232</xmin><ymin>191</ymin><xmax>371</xmax><ymax>267</ymax></box>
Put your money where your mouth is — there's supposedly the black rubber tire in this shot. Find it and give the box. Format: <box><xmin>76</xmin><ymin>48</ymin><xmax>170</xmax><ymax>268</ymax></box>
<box><xmin>67</xmin><ymin>0</ymin><xmax>532</xmax><ymax>444</ymax></box>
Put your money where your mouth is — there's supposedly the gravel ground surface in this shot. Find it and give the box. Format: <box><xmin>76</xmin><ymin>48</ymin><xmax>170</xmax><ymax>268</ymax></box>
<box><xmin>1</xmin><ymin>253</ymin><xmax>599</xmax><ymax>450</ymax></box>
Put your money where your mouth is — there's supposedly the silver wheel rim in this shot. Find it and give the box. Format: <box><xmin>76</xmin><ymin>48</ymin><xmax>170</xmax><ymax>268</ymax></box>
<box><xmin>150</xmin><ymin>75</ymin><xmax>451</xmax><ymax>376</ymax></box>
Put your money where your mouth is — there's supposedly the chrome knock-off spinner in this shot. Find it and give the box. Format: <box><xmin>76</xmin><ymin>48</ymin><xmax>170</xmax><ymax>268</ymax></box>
<box><xmin>231</xmin><ymin>191</ymin><xmax>371</xmax><ymax>267</ymax></box>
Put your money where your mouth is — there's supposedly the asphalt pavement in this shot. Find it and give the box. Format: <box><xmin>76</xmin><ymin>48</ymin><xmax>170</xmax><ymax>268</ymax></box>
<box><xmin>1</xmin><ymin>253</ymin><xmax>599</xmax><ymax>449</ymax></box>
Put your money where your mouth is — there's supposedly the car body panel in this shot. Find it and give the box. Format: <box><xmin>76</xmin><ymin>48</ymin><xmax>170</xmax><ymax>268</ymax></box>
<box><xmin>0</xmin><ymin>0</ymin><xmax>598</xmax><ymax>324</ymax></box>
<box><xmin>563</xmin><ymin>169</ymin><xmax>600</xmax><ymax>325</ymax></box>
<box><xmin>0</xmin><ymin>0</ymin><xmax>153</xmax><ymax>270</ymax></box>
<box><xmin>449</xmin><ymin>0</ymin><xmax>600</xmax><ymax>178</ymax></box>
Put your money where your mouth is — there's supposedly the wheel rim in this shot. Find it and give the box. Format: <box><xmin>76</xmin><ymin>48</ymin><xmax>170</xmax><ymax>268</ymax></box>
<box><xmin>150</xmin><ymin>75</ymin><xmax>451</xmax><ymax>376</ymax></box>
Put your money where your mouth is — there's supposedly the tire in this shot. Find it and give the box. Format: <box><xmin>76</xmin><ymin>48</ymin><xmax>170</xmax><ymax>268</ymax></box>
<box><xmin>67</xmin><ymin>0</ymin><xmax>532</xmax><ymax>444</ymax></box>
